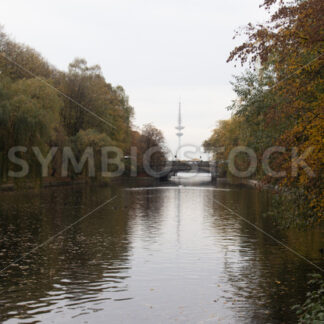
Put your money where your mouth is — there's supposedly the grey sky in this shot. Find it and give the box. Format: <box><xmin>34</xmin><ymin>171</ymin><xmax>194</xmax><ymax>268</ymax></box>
<box><xmin>0</xmin><ymin>0</ymin><xmax>268</xmax><ymax>157</ymax></box>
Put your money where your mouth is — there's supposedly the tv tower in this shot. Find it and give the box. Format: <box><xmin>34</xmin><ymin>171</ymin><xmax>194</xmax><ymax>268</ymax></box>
<box><xmin>175</xmin><ymin>101</ymin><xmax>184</xmax><ymax>154</ymax></box>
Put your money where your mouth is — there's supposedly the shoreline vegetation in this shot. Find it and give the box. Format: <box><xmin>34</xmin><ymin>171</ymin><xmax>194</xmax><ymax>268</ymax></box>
<box><xmin>0</xmin><ymin>173</ymin><xmax>158</xmax><ymax>192</ymax></box>
<box><xmin>0</xmin><ymin>26</ymin><xmax>167</xmax><ymax>188</ymax></box>
<box><xmin>0</xmin><ymin>176</ymin><xmax>265</xmax><ymax>192</ymax></box>
<box><xmin>203</xmin><ymin>0</ymin><xmax>323</xmax><ymax>228</ymax></box>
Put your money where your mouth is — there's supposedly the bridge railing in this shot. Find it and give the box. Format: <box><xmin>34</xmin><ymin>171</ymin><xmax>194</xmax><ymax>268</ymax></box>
<box><xmin>150</xmin><ymin>160</ymin><xmax>219</xmax><ymax>180</ymax></box>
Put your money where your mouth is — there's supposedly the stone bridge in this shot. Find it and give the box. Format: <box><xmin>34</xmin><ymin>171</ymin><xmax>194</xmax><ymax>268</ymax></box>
<box><xmin>157</xmin><ymin>161</ymin><xmax>218</xmax><ymax>181</ymax></box>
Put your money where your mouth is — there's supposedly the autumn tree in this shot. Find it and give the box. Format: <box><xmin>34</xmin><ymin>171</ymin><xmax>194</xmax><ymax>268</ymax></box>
<box><xmin>131</xmin><ymin>124</ymin><xmax>167</xmax><ymax>174</ymax></box>
<box><xmin>0</xmin><ymin>27</ymin><xmax>136</xmax><ymax>184</ymax></box>
<box><xmin>205</xmin><ymin>0</ymin><xmax>323</xmax><ymax>225</ymax></box>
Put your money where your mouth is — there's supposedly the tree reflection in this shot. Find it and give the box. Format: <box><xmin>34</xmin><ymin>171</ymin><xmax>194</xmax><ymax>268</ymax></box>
<box><xmin>208</xmin><ymin>187</ymin><xmax>324</xmax><ymax>323</ymax></box>
<box><xmin>0</xmin><ymin>185</ymin><xmax>132</xmax><ymax>322</ymax></box>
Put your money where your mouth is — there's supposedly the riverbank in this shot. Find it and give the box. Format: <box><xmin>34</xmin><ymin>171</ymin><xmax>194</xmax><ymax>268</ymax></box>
<box><xmin>216</xmin><ymin>177</ymin><xmax>272</xmax><ymax>190</ymax></box>
<box><xmin>0</xmin><ymin>178</ymin><xmax>89</xmax><ymax>192</ymax></box>
<box><xmin>0</xmin><ymin>173</ymin><xmax>161</xmax><ymax>192</ymax></box>
<box><xmin>0</xmin><ymin>175</ymin><xmax>271</xmax><ymax>192</ymax></box>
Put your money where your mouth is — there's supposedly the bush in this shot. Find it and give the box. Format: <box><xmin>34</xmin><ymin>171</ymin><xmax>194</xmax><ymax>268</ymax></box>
<box><xmin>292</xmin><ymin>274</ymin><xmax>324</xmax><ymax>323</ymax></box>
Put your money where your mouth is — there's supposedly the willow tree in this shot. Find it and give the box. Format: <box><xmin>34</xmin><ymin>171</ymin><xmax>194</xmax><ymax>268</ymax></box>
<box><xmin>0</xmin><ymin>77</ymin><xmax>62</xmax><ymax>182</ymax></box>
<box><xmin>0</xmin><ymin>26</ymin><xmax>53</xmax><ymax>81</ymax></box>
<box><xmin>57</xmin><ymin>58</ymin><xmax>133</xmax><ymax>151</ymax></box>
<box><xmin>0</xmin><ymin>27</ymin><xmax>136</xmax><ymax>185</ymax></box>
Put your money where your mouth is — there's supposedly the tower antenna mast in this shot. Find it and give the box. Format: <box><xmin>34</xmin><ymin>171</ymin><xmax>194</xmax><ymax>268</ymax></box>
<box><xmin>175</xmin><ymin>101</ymin><xmax>184</xmax><ymax>158</ymax></box>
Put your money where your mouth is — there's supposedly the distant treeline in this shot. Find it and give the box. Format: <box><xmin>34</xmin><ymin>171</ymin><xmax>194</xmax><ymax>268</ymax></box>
<box><xmin>0</xmin><ymin>26</ymin><xmax>166</xmax><ymax>183</ymax></box>
<box><xmin>204</xmin><ymin>0</ymin><xmax>323</xmax><ymax>226</ymax></box>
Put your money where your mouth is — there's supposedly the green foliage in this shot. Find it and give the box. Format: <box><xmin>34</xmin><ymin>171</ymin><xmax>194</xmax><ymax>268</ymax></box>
<box><xmin>73</xmin><ymin>128</ymin><xmax>113</xmax><ymax>149</ymax></box>
<box><xmin>0</xmin><ymin>27</ymin><xmax>164</xmax><ymax>184</ymax></box>
<box><xmin>0</xmin><ymin>26</ymin><xmax>52</xmax><ymax>80</ymax></box>
<box><xmin>0</xmin><ymin>76</ymin><xmax>63</xmax><ymax>182</ymax></box>
<box><xmin>10</xmin><ymin>78</ymin><xmax>62</xmax><ymax>144</ymax></box>
<box><xmin>292</xmin><ymin>274</ymin><xmax>324</xmax><ymax>323</ymax></box>
<box><xmin>57</xmin><ymin>58</ymin><xmax>133</xmax><ymax>149</ymax></box>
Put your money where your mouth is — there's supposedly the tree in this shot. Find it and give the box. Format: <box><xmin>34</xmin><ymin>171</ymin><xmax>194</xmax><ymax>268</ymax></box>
<box><xmin>205</xmin><ymin>0</ymin><xmax>323</xmax><ymax>225</ymax></box>
<box><xmin>132</xmin><ymin>124</ymin><xmax>167</xmax><ymax>174</ymax></box>
<box><xmin>0</xmin><ymin>27</ymin><xmax>136</xmax><ymax>184</ymax></box>
<box><xmin>0</xmin><ymin>77</ymin><xmax>63</xmax><ymax>181</ymax></box>
<box><xmin>0</xmin><ymin>26</ymin><xmax>53</xmax><ymax>80</ymax></box>
<box><xmin>57</xmin><ymin>58</ymin><xmax>133</xmax><ymax>151</ymax></box>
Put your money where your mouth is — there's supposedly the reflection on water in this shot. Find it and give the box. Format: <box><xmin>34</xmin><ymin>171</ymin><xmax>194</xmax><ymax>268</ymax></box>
<box><xmin>170</xmin><ymin>172</ymin><xmax>212</xmax><ymax>185</ymax></box>
<box><xmin>0</xmin><ymin>177</ymin><xmax>323</xmax><ymax>323</ymax></box>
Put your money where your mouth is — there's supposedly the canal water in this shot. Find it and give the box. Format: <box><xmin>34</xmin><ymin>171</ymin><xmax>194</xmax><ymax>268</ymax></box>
<box><xmin>0</xmin><ymin>175</ymin><xmax>323</xmax><ymax>323</ymax></box>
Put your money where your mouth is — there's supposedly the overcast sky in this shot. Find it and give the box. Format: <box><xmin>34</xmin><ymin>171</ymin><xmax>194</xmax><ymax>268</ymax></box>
<box><xmin>0</xmin><ymin>0</ymin><xmax>268</xmax><ymax>158</ymax></box>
